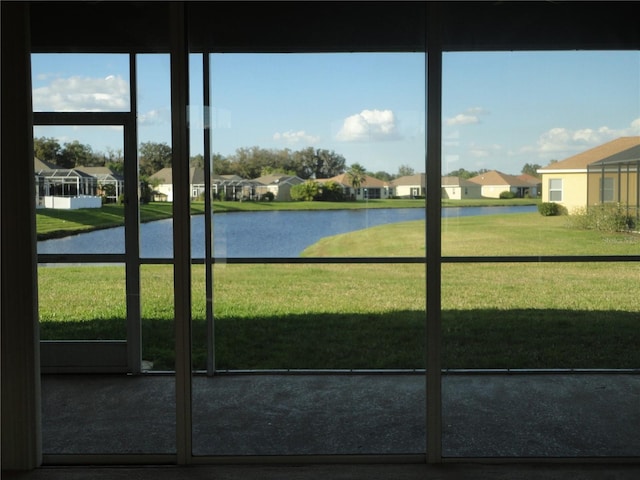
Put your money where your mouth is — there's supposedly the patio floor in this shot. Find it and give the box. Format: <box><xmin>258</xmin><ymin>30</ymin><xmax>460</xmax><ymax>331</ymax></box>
<box><xmin>40</xmin><ymin>372</ymin><xmax>640</xmax><ymax>458</ymax></box>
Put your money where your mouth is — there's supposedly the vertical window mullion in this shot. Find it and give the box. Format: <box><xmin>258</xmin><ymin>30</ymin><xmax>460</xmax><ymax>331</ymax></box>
<box><xmin>170</xmin><ymin>2</ymin><xmax>193</xmax><ymax>465</ymax></box>
<box><xmin>426</xmin><ymin>2</ymin><xmax>443</xmax><ymax>464</ymax></box>
<box><xmin>125</xmin><ymin>53</ymin><xmax>142</xmax><ymax>374</ymax></box>
<box><xmin>202</xmin><ymin>53</ymin><xmax>215</xmax><ymax>375</ymax></box>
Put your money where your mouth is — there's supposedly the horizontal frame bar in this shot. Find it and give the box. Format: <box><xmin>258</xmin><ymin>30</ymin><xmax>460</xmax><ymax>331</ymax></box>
<box><xmin>38</xmin><ymin>255</ymin><xmax>640</xmax><ymax>265</ymax></box>
<box><xmin>34</xmin><ymin>111</ymin><xmax>131</xmax><ymax>125</ymax></box>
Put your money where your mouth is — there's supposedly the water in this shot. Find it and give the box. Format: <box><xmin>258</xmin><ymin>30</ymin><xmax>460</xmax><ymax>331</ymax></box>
<box><xmin>38</xmin><ymin>205</ymin><xmax>537</xmax><ymax>258</ymax></box>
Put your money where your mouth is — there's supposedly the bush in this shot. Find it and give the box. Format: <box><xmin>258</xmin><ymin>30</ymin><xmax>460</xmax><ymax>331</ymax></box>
<box><xmin>567</xmin><ymin>203</ymin><xmax>635</xmax><ymax>232</ymax></box>
<box><xmin>538</xmin><ymin>202</ymin><xmax>560</xmax><ymax>216</ymax></box>
<box><xmin>261</xmin><ymin>191</ymin><xmax>275</xmax><ymax>201</ymax></box>
<box><xmin>317</xmin><ymin>180</ymin><xmax>344</xmax><ymax>201</ymax></box>
<box><xmin>499</xmin><ymin>190</ymin><xmax>516</xmax><ymax>199</ymax></box>
<box><xmin>290</xmin><ymin>180</ymin><xmax>319</xmax><ymax>201</ymax></box>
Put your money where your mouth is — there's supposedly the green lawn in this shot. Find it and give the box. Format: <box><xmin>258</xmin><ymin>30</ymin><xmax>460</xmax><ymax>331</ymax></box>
<box><xmin>37</xmin><ymin>211</ymin><xmax>640</xmax><ymax>370</ymax></box>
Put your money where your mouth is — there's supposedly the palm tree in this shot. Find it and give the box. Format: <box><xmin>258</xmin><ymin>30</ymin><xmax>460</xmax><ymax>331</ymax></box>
<box><xmin>346</xmin><ymin>163</ymin><xmax>367</xmax><ymax>200</ymax></box>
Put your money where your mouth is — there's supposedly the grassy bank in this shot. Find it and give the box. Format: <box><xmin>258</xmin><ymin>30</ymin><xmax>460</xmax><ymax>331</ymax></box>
<box><xmin>35</xmin><ymin>198</ymin><xmax>537</xmax><ymax>240</ymax></box>
<box><xmin>38</xmin><ymin>212</ymin><xmax>639</xmax><ymax>370</ymax></box>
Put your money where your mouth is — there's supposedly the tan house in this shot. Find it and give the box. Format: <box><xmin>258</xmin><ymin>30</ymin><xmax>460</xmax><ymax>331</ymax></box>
<box><xmin>441</xmin><ymin>176</ymin><xmax>482</xmax><ymax>199</ymax></box>
<box><xmin>148</xmin><ymin>167</ymin><xmax>207</xmax><ymax>202</ymax></box>
<box><xmin>391</xmin><ymin>173</ymin><xmax>426</xmax><ymax>198</ymax></box>
<box><xmin>537</xmin><ymin>136</ymin><xmax>640</xmax><ymax>215</ymax></box>
<box><xmin>468</xmin><ymin>170</ymin><xmax>538</xmax><ymax>198</ymax></box>
<box><xmin>253</xmin><ymin>174</ymin><xmax>304</xmax><ymax>201</ymax></box>
<box><xmin>318</xmin><ymin>173</ymin><xmax>391</xmax><ymax>200</ymax></box>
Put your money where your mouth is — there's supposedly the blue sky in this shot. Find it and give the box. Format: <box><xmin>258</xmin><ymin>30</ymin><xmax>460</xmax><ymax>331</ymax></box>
<box><xmin>32</xmin><ymin>51</ymin><xmax>639</xmax><ymax>176</ymax></box>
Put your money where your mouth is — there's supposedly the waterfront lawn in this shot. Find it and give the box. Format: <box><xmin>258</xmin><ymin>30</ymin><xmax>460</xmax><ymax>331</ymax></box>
<box><xmin>38</xmin><ymin>212</ymin><xmax>640</xmax><ymax>370</ymax></box>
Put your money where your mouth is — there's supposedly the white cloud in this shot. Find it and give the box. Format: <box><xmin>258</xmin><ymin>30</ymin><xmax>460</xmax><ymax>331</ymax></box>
<box><xmin>273</xmin><ymin>130</ymin><xmax>320</xmax><ymax>145</ymax></box>
<box><xmin>445</xmin><ymin>114</ymin><xmax>478</xmax><ymax>126</ymax></box>
<box><xmin>533</xmin><ymin>119</ymin><xmax>640</xmax><ymax>157</ymax></box>
<box><xmin>336</xmin><ymin>109</ymin><xmax>400</xmax><ymax>142</ymax></box>
<box><xmin>32</xmin><ymin>75</ymin><xmax>129</xmax><ymax>111</ymax></box>
<box><xmin>468</xmin><ymin>143</ymin><xmax>502</xmax><ymax>158</ymax></box>
<box><xmin>138</xmin><ymin>108</ymin><xmax>170</xmax><ymax>126</ymax></box>
<box><xmin>444</xmin><ymin>107</ymin><xmax>486</xmax><ymax>126</ymax></box>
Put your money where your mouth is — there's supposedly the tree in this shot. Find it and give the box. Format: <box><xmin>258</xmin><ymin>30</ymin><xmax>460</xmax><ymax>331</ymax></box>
<box><xmin>212</xmin><ymin>153</ymin><xmax>233</xmax><ymax>175</ymax></box>
<box><xmin>346</xmin><ymin>162</ymin><xmax>367</xmax><ymax>196</ymax></box>
<box><xmin>521</xmin><ymin>163</ymin><xmax>542</xmax><ymax>177</ymax></box>
<box><xmin>370</xmin><ymin>170</ymin><xmax>393</xmax><ymax>181</ymax></box>
<box><xmin>190</xmin><ymin>154</ymin><xmax>205</xmax><ymax>169</ymax></box>
<box><xmin>139</xmin><ymin>141</ymin><xmax>172</xmax><ymax>177</ymax></box>
<box><xmin>60</xmin><ymin>140</ymin><xmax>94</xmax><ymax>168</ymax></box>
<box><xmin>397</xmin><ymin>164</ymin><xmax>415</xmax><ymax>177</ymax></box>
<box><xmin>106</xmin><ymin>161</ymin><xmax>124</xmax><ymax>175</ymax></box>
<box><xmin>103</xmin><ymin>147</ymin><xmax>124</xmax><ymax>173</ymax></box>
<box><xmin>34</xmin><ymin>136</ymin><xmax>62</xmax><ymax>165</ymax></box>
<box><xmin>315</xmin><ymin>148</ymin><xmax>346</xmax><ymax>178</ymax></box>
<box><xmin>446</xmin><ymin>168</ymin><xmax>478</xmax><ymax>179</ymax></box>
<box><xmin>291</xmin><ymin>147</ymin><xmax>346</xmax><ymax>179</ymax></box>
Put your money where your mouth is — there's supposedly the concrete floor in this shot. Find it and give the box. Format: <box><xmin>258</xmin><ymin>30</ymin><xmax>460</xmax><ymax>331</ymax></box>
<box><xmin>4</xmin><ymin>372</ymin><xmax>640</xmax><ymax>479</ymax></box>
<box><xmin>39</xmin><ymin>372</ymin><xmax>640</xmax><ymax>458</ymax></box>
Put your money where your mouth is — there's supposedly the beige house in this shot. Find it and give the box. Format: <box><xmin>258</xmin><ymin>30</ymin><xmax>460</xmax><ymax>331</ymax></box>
<box><xmin>253</xmin><ymin>174</ymin><xmax>304</xmax><ymax>201</ymax></box>
<box><xmin>318</xmin><ymin>173</ymin><xmax>391</xmax><ymax>200</ymax></box>
<box><xmin>468</xmin><ymin>170</ymin><xmax>538</xmax><ymax>198</ymax></box>
<box><xmin>537</xmin><ymin>136</ymin><xmax>640</xmax><ymax>215</ymax></box>
<box><xmin>391</xmin><ymin>173</ymin><xmax>426</xmax><ymax>198</ymax></box>
<box><xmin>441</xmin><ymin>176</ymin><xmax>482</xmax><ymax>199</ymax></box>
<box><xmin>148</xmin><ymin>167</ymin><xmax>207</xmax><ymax>202</ymax></box>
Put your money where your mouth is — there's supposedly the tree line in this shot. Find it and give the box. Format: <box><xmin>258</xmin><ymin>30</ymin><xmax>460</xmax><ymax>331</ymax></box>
<box><xmin>33</xmin><ymin>138</ymin><xmax>418</xmax><ymax>181</ymax></box>
<box><xmin>34</xmin><ymin>137</ymin><xmax>546</xmax><ymax>182</ymax></box>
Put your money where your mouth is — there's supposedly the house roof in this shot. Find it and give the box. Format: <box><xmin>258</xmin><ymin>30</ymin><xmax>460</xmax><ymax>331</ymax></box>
<box><xmin>148</xmin><ymin>167</ymin><xmax>208</xmax><ymax>184</ymax></box>
<box><xmin>34</xmin><ymin>157</ymin><xmax>60</xmax><ymax>171</ymax></box>
<box><xmin>538</xmin><ymin>136</ymin><xmax>640</xmax><ymax>171</ymax></box>
<box><xmin>441</xmin><ymin>176</ymin><xmax>477</xmax><ymax>187</ymax></box>
<box><xmin>517</xmin><ymin>173</ymin><xmax>541</xmax><ymax>185</ymax></box>
<box><xmin>253</xmin><ymin>174</ymin><xmax>303</xmax><ymax>186</ymax></box>
<box><xmin>590</xmin><ymin>143</ymin><xmax>640</xmax><ymax>167</ymax></box>
<box><xmin>76</xmin><ymin>166</ymin><xmax>124</xmax><ymax>180</ymax></box>
<box><xmin>391</xmin><ymin>173</ymin><xmax>426</xmax><ymax>187</ymax></box>
<box><xmin>148</xmin><ymin>167</ymin><xmax>173</xmax><ymax>183</ymax></box>
<box><xmin>468</xmin><ymin>170</ymin><xmax>532</xmax><ymax>187</ymax></box>
<box><xmin>321</xmin><ymin>173</ymin><xmax>388</xmax><ymax>188</ymax></box>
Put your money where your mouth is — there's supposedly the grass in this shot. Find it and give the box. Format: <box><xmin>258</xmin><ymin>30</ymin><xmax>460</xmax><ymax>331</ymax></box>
<box><xmin>38</xmin><ymin>211</ymin><xmax>640</xmax><ymax>370</ymax></box>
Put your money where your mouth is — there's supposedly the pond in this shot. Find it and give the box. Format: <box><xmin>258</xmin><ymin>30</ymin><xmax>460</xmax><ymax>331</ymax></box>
<box><xmin>38</xmin><ymin>205</ymin><xmax>537</xmax><ymax>258</ymax></box>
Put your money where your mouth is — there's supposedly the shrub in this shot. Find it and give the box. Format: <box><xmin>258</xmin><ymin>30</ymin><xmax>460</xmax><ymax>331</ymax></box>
<box><xmin>567</xmin><ymin>203</ymin><xmax>635</xmax><ymax>232</ymax></box>
<box><xmin>538</xmin><ymin>202</ymin><xmax>560</xmax><ymax>216</ymax></box>
<box><xmin>317</xmin><ymin>180</ymin><xmax>344</xmax><ymax>201</ymax></box>
<box><xmin>499</xmin><ymin>190</ymin><xmax>516</xmax><ymax>199</ymax></box>
<box><xmin>290</xmin><ymin>180</ymin><xmax>319</xmax><ymax>201</ymax></box>
<box><xmin>261</xmin><ymin>191</ymin><xmax>275</xmax><ymax>202</ymax></box>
